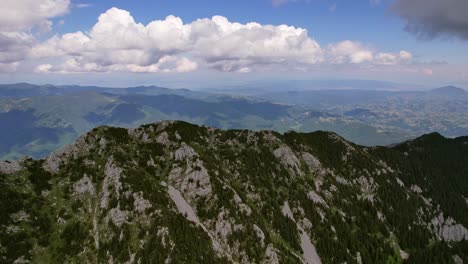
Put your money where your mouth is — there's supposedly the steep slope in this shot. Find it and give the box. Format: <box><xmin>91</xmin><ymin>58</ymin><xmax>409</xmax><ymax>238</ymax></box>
<box><xmin>1</xmin><ymin>121</ymin><xmax>467</xmax><ymax>263</ymax></box>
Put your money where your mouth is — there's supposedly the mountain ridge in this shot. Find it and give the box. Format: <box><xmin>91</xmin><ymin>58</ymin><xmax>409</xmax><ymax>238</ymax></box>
<box><xmin>1</xmin><ymin>83</ymin><xmax>467</xmax><ymax>161</ymax></box>
<box><xmin>0</xmin><ymin>83</ymin><xmax>208</xmax><ymax>99</ymax></box>
<box><xmin>0</xmin><ymin>91</ymin><xmax>411</xmax><ymax>159</ymax></box>
<box><xmin>1</xmin><ymin>121</ymin><xmax>467</xmax><ymax>263</ymax></box>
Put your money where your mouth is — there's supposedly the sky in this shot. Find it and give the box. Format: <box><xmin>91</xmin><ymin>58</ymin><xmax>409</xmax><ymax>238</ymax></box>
<box><xmin>0</xmin><ymin>0</ymin><xmax>467</xmax><ymax>88</ymax></box>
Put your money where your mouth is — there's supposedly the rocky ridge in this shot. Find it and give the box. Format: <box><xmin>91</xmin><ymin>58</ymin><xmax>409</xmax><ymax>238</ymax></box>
<box><xmin>1</xmin><ymin>121</ymin><xmax>467</xmax><ymax>263</ymax></box>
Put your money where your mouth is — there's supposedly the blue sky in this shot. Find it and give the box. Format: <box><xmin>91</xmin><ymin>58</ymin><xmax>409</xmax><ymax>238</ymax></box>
<box><xmin>1</xmin><ymin>0</ymin><xmax>467</xmax><ymax>88</ymax></box>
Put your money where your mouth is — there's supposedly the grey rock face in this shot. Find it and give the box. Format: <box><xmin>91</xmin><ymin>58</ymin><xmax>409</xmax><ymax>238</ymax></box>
<box><xmin>273</xmin><ymin>145</ymin><xmax>303</xmax><ymax>175</ymax></box>
<box><xmin>453</xmin><ymin>255</ymin><xmax>464</xmax><ymax>264</ymax></box>
<box><xmin>174</xmin><ymin>143</ymin><xmax>197</xmax><ymax>161</ymax></box>
<box><xmin>108</xmin><ymin>207</ymin><xmax>128</xmax><ymax>226</ymax></box>
<box><xmin>73</xmin><ymin>175</ymin><xmax>95</xmax><ymax>195</ymax></box>
<box><xmin>263</xmin><ymin>244</ymin><xmax>280</xmax><ymax>264</ymax></box>
<box><xmin>307</xmin><ymin>191</ymin><xmax>327</xmax><ymax>206</ymax></box>
<box><xmin>133</xmin><ymin>192</ymin><xmax>152</xmax><ymax>213</ymax></box>
<box><xmin>156</xmin><ymin>132</ymin><xmax>171</xmax><ymax>145</ymax></box>
<box><xmin>100</xmin><ymin>156</ymin><xmax>123</xmax><ymax>209</ymax></box>
<box><xmin>432</xmin><ymin>213</ymin><xmax>468</xmax><ymax>242</ymax></box>
<box><xmin>169</xmin><ymin>159</ymin><xmax>212</xmax><ymax>201</ymax></box>
<box><xmin>302</xmin><ymin>152</ymin><xmax>322</xmax><ymax>171</ymax></box>
<box><xmin>0</xmin><ymin>160</ymin><xmax>22</xmax><ymax>174</ymax></box>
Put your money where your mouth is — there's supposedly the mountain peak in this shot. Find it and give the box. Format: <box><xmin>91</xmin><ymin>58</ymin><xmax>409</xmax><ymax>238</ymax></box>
<box><xmin>415</xmin><ymin>132</ymin><xmax>447</xmax><ymax>142</ymax></box>
<box><xmin>2</xmin><ymin>120</ymin><xmax>468</xmax><ymax>263</ymax></box>
<box><xmin>430</xmin><ymin>86</ymin><xmax>467</xmax><ymax>95</ymax></box>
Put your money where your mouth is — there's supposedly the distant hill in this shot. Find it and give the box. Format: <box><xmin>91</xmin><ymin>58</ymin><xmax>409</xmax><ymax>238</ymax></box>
<box><xmin>0</xmin><ymin>91</ymin><xmax>407</xmax><ymax>159</ymax></box>
<box><xmin>429</xmin><ymin>86</ymin><xmax>467</xmax><ymax>95</ymax></box>
<box><xmin>2</xmin><ymin>83</ymin><xmax>467</xmax><ymax>159</ymax></box>
<box><xmin>250</xmin><ymin>85</ymin><xmax>468</xmax><ymax>140</ymax></box>
<box><xmin>0</xmin><ymin>83</ymin><xmax>208</xmax><ymax>99</ymax></box>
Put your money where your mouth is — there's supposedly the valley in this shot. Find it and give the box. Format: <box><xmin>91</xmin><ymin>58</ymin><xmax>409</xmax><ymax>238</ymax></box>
<box><xmin>2</xmin><ymin>83</ymin><xmax>467</xmax><ymax>160</ymax></box>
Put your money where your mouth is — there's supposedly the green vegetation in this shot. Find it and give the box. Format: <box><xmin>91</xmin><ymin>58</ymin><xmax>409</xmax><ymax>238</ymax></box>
<box><xmin>0</xmin><ymin>121</ymin><xmax>467</xmax><ymax>263</ymax></box>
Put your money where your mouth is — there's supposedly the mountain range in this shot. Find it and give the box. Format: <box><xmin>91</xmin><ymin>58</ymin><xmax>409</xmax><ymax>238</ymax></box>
<box><xmin>1</xmin><ymin>121</ymin><xmax>467</xmax><ymax>263</ymax></box>
<box><xmin>0</xmin><ymin>83</ymin><xmax>467</xmax><ymax>160</ymax></box>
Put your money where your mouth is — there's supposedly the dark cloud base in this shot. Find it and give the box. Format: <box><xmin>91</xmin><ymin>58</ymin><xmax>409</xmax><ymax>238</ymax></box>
<box><xmin>392</xmin><ymin>0</ymin><xmax>468</xmax><ymax>40</ymax></box>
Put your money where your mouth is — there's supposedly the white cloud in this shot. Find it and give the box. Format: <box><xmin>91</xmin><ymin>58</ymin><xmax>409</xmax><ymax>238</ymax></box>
<box><xmin>190</xmin><ymin>15</ymin><xmax>324</xmax><ymax>71</ymax></box>
<box><xmin>374</xmin><ymin>50</ymin><xmax>412</xmax><ymax>65</ymax></box>
<box><xmin>327</xmin><ymin>41</ymin><xmax>373</xmax><ymax>64</ymax></box>
<box><xmin>35</xmin><ymin>64</ymin><xmax>53</xmax><ymax>73</ymax></box>
<box><xmin>4</xmin><ymin>6</ymin><xmax>415</xmax><ymax>74</ymax></box>
<box><xmin>327</xmin><ymin>40</ymin><xmax>412</xmax><ymax>65</ymax></box>
<box><xmin>0</xmin><ymin>0</ymin><xmax>70</xmax><ymax>72</ymax></box>
<box><xmin>0</xmin><ymin>31</ymin><xmax>35</xmax><ymax>72</ymax></box>
<box><xmin>0</xmin><ymin>0</ymin><xmax>70</xmax><ymax>31</ymax></box>
<box><xmin>33</xmin><ymin>8</ymin><xmax>324</xmax><ymax>73</ymax></box>
<box><xmin>0</xmin><ymin>32</ymin><xmax>35</xmax><ymax>62</ymax></box>
<box><xmin>36</xmin><ymin>55</ymin><xmax>198</xmax><ymax>74</ymax></box>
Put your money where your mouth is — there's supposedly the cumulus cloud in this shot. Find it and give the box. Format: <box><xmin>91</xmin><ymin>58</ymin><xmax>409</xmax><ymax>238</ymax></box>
<box><xmin>36</xmin><ymin>56</ymin><xmax>198</xmax><ymax>74</ymax></box>
<box><xmin>0</xmin><ymin>4</ymin><xmax>415</xmax><ymax>74</ymax></box>
<box><xmin>0</xmin><ymin>0</ymin><xmax>70</xmax><ymax>72</ymax></box>
<box><xmin>392</xmin><ymin>0</ymin><xmax>468</xmax><ymax>40</ymax></box>
<box><xmin>0</xmin><ymin>31</ymin><xmax>35</xmax><ymax>72</ymax></box>
<box><xmin>31</xmin><ymin>8</ymin><xmax>201</xmax><ymax>73</ymax></box>
<box><xmin>327</xmin><ymin>41</ymin><xmax>412</xmax><ymax>65</ymax></box>
<box><xmin>32</xmin><ymin>8</ymin><xmax>324</xmax><ymax>73</ymax></box>
<box><xmin>0</xmin><ymin>0</ymin><xmax>70</xmax><ymax>31</ymax></box>
<box><xmin>0</xmin><ymin>32</ymin><xmax>35</xmax><ymax>62</ymax></box>
<box><xmin>32</xmin><ymin>7</ymin><xmax>413</xmax><ymax>74</ymax></box>
<box><xmin>327</xmin><ymin>41</ymin><xmax>373</xmax><ymax>64</ymax></box>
